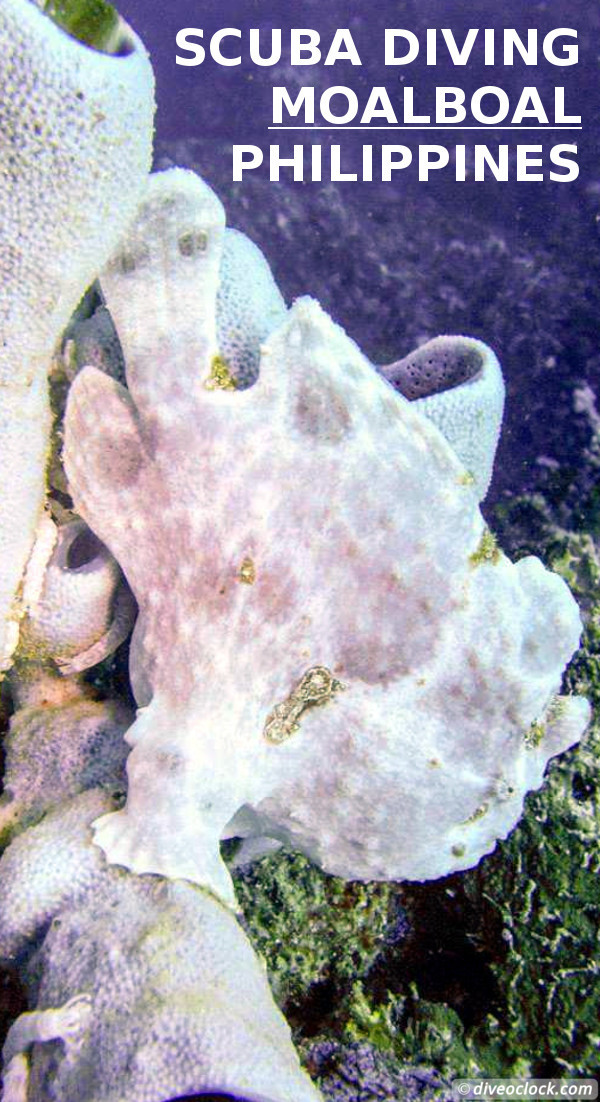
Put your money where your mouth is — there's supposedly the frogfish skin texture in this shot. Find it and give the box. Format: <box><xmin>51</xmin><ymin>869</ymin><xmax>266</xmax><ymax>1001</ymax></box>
<box><xmin>64</xmin><ymin>168</ymin><xmax>589</xmax><ymax>908</ymax></box>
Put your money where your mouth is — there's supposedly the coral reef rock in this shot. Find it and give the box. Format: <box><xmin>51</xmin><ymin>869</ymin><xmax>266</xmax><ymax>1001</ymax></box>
<box><xmin>0</xmin><ymin>0</ymin><xmax>154</xmax><ymax>672</ymax></box>
<box><xmin>64</xmin><ymin>167</ymin><xmax>590</xmax><ymax>908</ymax></box>
<box><xmin>307</xmin><ymin>1041</ymin><xmax>450</xmax><ymax>1102</ymax></box>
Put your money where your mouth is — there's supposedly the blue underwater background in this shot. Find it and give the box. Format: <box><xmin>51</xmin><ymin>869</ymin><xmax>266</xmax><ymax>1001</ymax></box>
<box><xmin>117</xmin><ymin>0</ymin><xmax>600</xmax><ymax>517</ymax></box>
<box><xmin>2</xmin><ymin>0</ymin><xmax>600</xmax><ymax>1098</ymax></box>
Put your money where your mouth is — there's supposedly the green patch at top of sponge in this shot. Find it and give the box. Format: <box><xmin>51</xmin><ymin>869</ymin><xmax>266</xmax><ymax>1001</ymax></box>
<box><xmin>41</xmin><ymin>0</ymin><xmax>121</xmax><ymax>53</ymax></box>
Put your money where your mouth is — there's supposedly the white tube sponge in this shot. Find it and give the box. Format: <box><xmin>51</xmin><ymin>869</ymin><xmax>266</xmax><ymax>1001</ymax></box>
<box><xmin>0</xmin><ymin>0</ymin><xmax>154</xmax><ymax>671</ymax></box>
<box><xmin>18</xmin><ymin>519</ymin><xmax>136</xmax><ymax>674</ymax></box>
<box><xmin>381</xmin><ymin>335</ymin><xmax>505</xmax><ymax>500</ymax></box>
<box><xmin>0</xmin><ymin>791</ymin><xmax>323</xmax><ymax>1102</ymax></box>
<box><xmin>217</xmin><ymin>227</ymin><xmax>288</xmax><ymax>387</ymax></box>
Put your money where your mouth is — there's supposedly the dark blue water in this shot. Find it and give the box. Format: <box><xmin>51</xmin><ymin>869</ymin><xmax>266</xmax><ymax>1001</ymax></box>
<box><xmin>117</xmin><ymin>0</ymin><xmax>599</xmax><ymax>193</ymax></box>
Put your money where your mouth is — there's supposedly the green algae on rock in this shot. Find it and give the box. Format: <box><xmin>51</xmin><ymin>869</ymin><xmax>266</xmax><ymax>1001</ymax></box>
<box><xmin>470</xmin><ymin>729</ymin><xmax>600</xmax><ymax>1075</ymax></box>
<box><xmin>234</xmin><ymin>851</ymin><xmax>393</xmax><ymax>1009</ymax></box>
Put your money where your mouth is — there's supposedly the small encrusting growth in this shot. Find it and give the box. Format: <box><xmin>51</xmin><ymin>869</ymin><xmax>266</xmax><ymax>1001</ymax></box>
<box><xmin>204</xmin><ymin>354</ymin><xmax>238</xmax><ymax>392</ymax></box>
<box><xmin>264</xmin><ymin>667</ymin><xmax>345</xmax><ymax>745</ymax></box>
<box><xmin>523</xmin><ymin>720</ymin><xmax>545</xmax><ymax>749</ymax></box>
<box><xmin>238</xmin><ymin>556</ymin><xmax>257</xmax><ymax>585</ymax></box>
<box><xmin>469</xmin><ymin>528</ymin><xmax>500</xmax><ymax>567</ymax></box>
